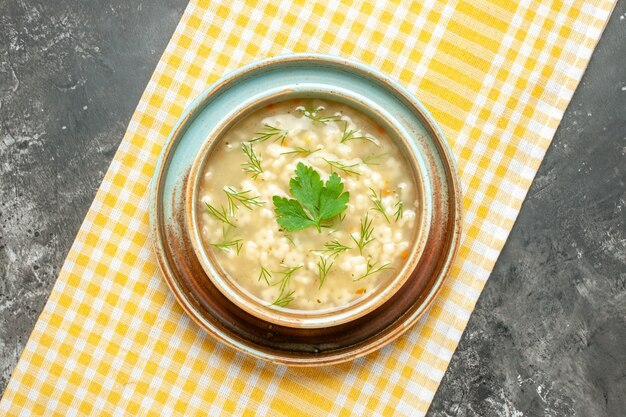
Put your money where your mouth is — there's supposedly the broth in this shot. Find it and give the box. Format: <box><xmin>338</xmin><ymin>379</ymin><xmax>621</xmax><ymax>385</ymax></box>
<box><xmin>197</xmin><ymin>99</ymin><xmax>419</xmax><ymax>310</ymax></box>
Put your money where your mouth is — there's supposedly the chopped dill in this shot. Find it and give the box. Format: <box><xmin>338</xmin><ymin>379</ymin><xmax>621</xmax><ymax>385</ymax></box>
<box><xmin>280</xmin><ymin>146</ymin><xmax>322</xmax><ymax>157</ymax></box>
<box><xmin>355</xmin><ymin>259</ymin><xmax>392</xmax><ymax>281</ymax></box>
<box><xmin>249</xmin><ymin>123</ymin><xmax>288</xmax><ymax>144</ymax></box>
<box><xmin>351</xmin><ymin>213</ymin><xmax>375</xmax><ymax>255</ymax></box>
<box><xmin>315</xmin><ymin>239</ymin><xmax>351</xmax><ymax>257</ymax></box>
<box><xmin>339</xmin><ymin>121</ymin><xmax>379</xmax><ymax>145</ymax></box>
<box><xmin>323</xmin><ymin>158</ymin><xmax>361</xmax><ymax>177</ymax></box>
<box><xmin>317</xmin><ymin>256</ymin><xmax>334</xmax><ymax>289</ymax></box>
<box><xmin>224</xmin><ymin>186</ymin><xmax>264</xmax><ymax>216</ymax></box>
<box><xmin>241</xmin><ymin>143</ymin><xmax>263</xmax><ymax>179</ymax></box>
<box><xmin>393</xmin><ymin>197</ymin><xmax>404</xmax><ymax>221</ymax></box>
<box><xmin>271</xmin><ymin>290</ymin><xmax>295</xmax><ymax>308</ymax></box>
<box><xmin>296</xmin><ymin>106</ymin><xmax>342</xmax><ymax>124</ymax></box>
<box><xmin>270</xmin><ymin>264</ymin><xmax>302</xmax><ymax>307</ymax></box>
<box><xmin>369</xmin><ymin>188</ymin><xmax>391</xmax><ymax>224</ymax></box>
<box><xmin>258</xmin><ymin>266</ymin><xmax>272</xmax><ymax>286</ymax></box>
<box><xmin>204</xmin><ymin>201</ymin><xmax>236</xmax><ymax>228</ymax></box>
<box><xmin>283</xmin><ymin>233</ymin><xmax>296</xmax><ymax>247</ymax></box>
<box><xmin>362</xmin><ymin>152</ymin><xmax>388</xmax><ymax>166</ymax></box>
<box><xmin>210</xmin><ymin>239</ymin><xmax>242</xmax><ymax>255</ymax></box>
<box><xmin>210</xmin><ymin>226</ymin><xmax>242</xmax><ymax>254</ymax></box>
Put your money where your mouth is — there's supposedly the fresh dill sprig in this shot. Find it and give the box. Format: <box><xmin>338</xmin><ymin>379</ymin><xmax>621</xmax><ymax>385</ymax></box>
<box><xmin>355</xmin><ymin>259</ymin><xmax>392</xmax><ymax>281</ymax></box>
<box><xmin>271</xmin><ymin>290</ymin><xmax>295</xmax><ymax>308</ymax></box>
<box><xmin>273</xmin><ymin>265</ymin><xmax>302</xmax><ymax>291</ymax></box>
<box><xmin>362</xmin><ymin>153</ymin><xmax>388</xmax><ymax>166</ymax></box>
<box><xmin>270</xmin><ymin>264</ymin><xmax>302</xmax><ymax>307</ymax></box>
<box><xmin>241</xmin><ymin>143</ymin><xmax>263</xmax><ymax>179</ymax></box>
<box><xmin>339</xmin><ymin>121</ymin><xmax>379</xmax><ymax>145</ymax></box>
<box><xmin>210</xmin><ymin>226</ymin><xmax>242</xmax><ymax>254</ymax></box>
<box><xmin>317</xmin><ymin>256</ymin><xmax>334</xmax><ymax>289</ymax></box>
<box><xmin>316</xmin><ymin>239</ymin><xmax>351</xmax><ymax>257</ymax></box>
<box><xmin>258</xmin><ymin>266</ymin><xmax>272</xmax><ymax>286</ymax></box>
<box><xmin>280</xmin><ymin>147</ymin><xmax>322</xmax><ymax>157</ymax></box>
<box><xmin>296</xmin><ymin>106</ymin><xmax>342</xmax><ymax>124</ymax></box>
<box><xmin>369</xmin><ymin>188</ymin><xmax>391</xmax><ymax>224</ymax></box>
<box><xmin>283</xmin><ymin>233</ymin><xmax>296</xmax><ymax>247</ymax></box>
<box><xmin>211</xmin><ymin>239</ymin><xmax>243</xmax><ymax>255</ymax></box>
<box><xmin>223</xmin><ymin>186</ymin><xmax>264</xmax><ymax>216</ymax></box>
<box><xmin>204</xmin><ymin>201</ymin><xmax>236</xmax><ymax>228</ymax></box>
<box><xmin>323</xmin><ymin>158</ymin><xmax>361</xmax><ymax>177</ymax></box>
<box><xmin>393</xmin><ymin>197</ymin><xmax>404</xmax><ymax>221</ymax></box>
<box><xmin>351</xmin><ymin>213</ymin><xmax>375</xmax><ymax>255</ymax></box>
<box><xmin>249</xmin><ymin>123</ymin><xmax>288</xmax><ymax>144</ymax></box>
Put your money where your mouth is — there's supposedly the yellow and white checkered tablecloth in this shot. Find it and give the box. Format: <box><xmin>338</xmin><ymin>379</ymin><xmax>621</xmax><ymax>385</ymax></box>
<box><xmin>0</xmin><ymin>0</ymin><xmax>616</xmax><ymax>415</ymax></box>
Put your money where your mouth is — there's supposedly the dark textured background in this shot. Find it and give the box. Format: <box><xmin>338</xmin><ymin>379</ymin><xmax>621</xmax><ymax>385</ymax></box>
<box><xmin>1</xmin><ymin>1</ymin><xmax>624</xmax><ymax>415</ymax></box>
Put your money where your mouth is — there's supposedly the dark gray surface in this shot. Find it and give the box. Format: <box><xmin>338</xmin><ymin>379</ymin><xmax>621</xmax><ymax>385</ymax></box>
<box><xmin>0</xmin><ymin>1</ymin><xmax>624</xmax><ymax>415</ymax></box>
<box><xmin>429</xmin><ymin>2</ymin><xmax>626</xmax><ymax>416</ymax></box>
<box><xmin>0</xmin><ymin>0</ymin><xmax>187</xmax><ymax>392</ymax></box>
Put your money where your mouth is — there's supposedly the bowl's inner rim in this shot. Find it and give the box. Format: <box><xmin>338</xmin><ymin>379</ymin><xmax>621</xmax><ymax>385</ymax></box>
<box><xmin>186</xmin><ymin>87</ymin><xmax>433</xmax><ymax>327</ymax></box>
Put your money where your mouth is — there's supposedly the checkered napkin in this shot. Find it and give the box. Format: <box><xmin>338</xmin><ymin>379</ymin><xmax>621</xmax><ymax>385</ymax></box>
<box><xmin>0</xmin><ymin>0</ymin><xmax>615</xmax><ymax>415</ymax></box>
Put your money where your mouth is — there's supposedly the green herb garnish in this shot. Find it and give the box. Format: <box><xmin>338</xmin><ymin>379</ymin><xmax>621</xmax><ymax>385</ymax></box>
<box><xmin>323</xmin><ymin>158</ymin><xmax>360</xmax><ymax>177</ymax></box>
<box><xmin>355</xmin><ymin>259</ymin><xmax>391</xmax><ymax>281</ymax></box>
<box><xmin>339</xmin><ymin>122</ymin><xmax>379</xmax><ymax>145</ymax></box>
<box><xmin>258</xmin><ymin>266</ymin><xmax>272</xmax><ymax>286</ymax></box>
<box><xmin>270</xmin><ymin>264</ymin><xmax>302</xmax><ymax>307</ymax></box>
<box><xmin>211</xmin><ymin>239</ymin><xmax>243</xmax><ymax>255</ymax></box>
<box><xmin>241</xmin><ymin>143</ymin><xmax>263</xmax><ymax>179</ymax></box>
<box><xmin>297</xmin><ymin>106</ymin><xmax>342</xmax><ymax>124</ymax></box>
<box><xmin>393</xmin><ymin>197</ymin><xmax>403</xmax><ymax>221</ymax></box>
<box><xmin>317</xmin><ymin>256</ymin><xmax>334</xmax><ymax>289</ymax></box>
<box><xmin>362</xmin><ymin>153</ymin><xmax>388</xmax><ymax>166</ymax></box>
<box><xmin>224</xmin><ymin>186</ymin><xmax>264</xmax><ymax>216</ymax></box>
<box><xmin>280</xmin><ymin>147</ymin><xmax>322</xmax><ymax>157</ymax></box>
<box><xmin>210</xmin><ymin>226</ymin><xmax>242</xmax><ymax>254</ymax></box>
<box><xmin>272</xmin><ymin>290</ymin><xmax>295</xmax><ymax>308</ymax></box>
<box><xmin>351</xmin><ymin>213</ymin><xmax>375</xmax><ymax>255</ymax></box>
<box><xmin>283</xmin><ymin>233</ymin><xmax>296</xmax><ymax>247</ymax></box>
<box><xmin>204</xmin><ymin>201</ymin><xmax>236</xmax><ymax>228</ymax></box>
<box><xmin>369</xmin><ymin>188</ymin><xmax>391</xmax><ymax>224</ymax></box>
<box><xmin>316</xmin><ymin>239</ymin><xmax>351</xmax><ymax>257</ymax></box>
<box><xmin>272</xmin><ymin>163</ymin><xmax>349</xmax><ymax>232</ymax></box>
<box><xmin>250</xmin><ymin>124</ymin><xmax>288</xmax><ymax>144</ymax></box>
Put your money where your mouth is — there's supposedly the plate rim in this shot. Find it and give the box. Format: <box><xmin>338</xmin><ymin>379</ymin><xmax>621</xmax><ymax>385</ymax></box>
<box><xmin>149</xmin><ymin>53</ymin><xmax>463</xmax><ymax>366</ymax></box>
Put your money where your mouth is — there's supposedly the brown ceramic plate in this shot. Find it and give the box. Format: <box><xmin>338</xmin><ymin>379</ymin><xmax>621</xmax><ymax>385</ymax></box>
<box><xmin>150</xmin><ymin>55</ymin><xmax>462</xmax><ymax>366</ymax></box>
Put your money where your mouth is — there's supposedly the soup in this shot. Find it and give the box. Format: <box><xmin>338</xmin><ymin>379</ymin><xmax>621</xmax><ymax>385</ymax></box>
<box><xmin>197</xmin><ymin>99</ymin><xmax>419</xmax><ymax>310</ymax></box>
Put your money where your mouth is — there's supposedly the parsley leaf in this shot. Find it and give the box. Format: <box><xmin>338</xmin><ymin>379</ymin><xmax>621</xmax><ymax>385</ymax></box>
<box><xmin>273</xmin><ymin>163</ymin><xmax>349</xmax><ymax>232</ymax></box>
<box><xmin>272</xmin><ymin>197</ymin><xmax>317</xmax><ymax>231</ymax></box>
<box><xmin>318</xmin><ymin>171</ymin><xmax>350</xmax><ymax>220</ymax></box>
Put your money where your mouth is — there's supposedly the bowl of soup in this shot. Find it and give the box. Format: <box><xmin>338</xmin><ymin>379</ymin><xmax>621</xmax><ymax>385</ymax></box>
<box><xmin>150</xmin><ymin>55</ymin><xmax>462</xmax><ymax>365</ymax></box>
<box><xmin>187</xmin><ymin>96</ymin><xmax>429</xmax><ymax>328</ymax></box>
